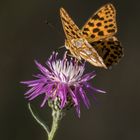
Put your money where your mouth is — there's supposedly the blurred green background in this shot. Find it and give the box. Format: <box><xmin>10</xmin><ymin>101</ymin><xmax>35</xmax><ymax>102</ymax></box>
<box><xmin>0</xmin><ymin>0</ymin><xmax>140</xmax><ymax>140</ymax></box>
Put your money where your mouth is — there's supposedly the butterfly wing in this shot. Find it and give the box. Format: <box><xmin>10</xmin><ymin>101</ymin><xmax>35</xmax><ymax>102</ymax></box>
<box><xmin>90</xmin><ymin>36</ymin><xmax>124</xmax><ymax>69</ymax></box>
<box><xmin>82</xmin><ymin>3</ymin><xmax>117</xmax><ymax>42</ymax></box>
<box><xmin>60</xmin><ymin>7</ymin><xmax>107</xmax><ymax>68</ymax></box>
<box><xmin>60</xmin><ymin>7</ymin><xmax>82</xmax><ymax>40</ymax></box>
<box><xmin>78</xmin><ymin>40</ymin><xmax>107</xmax><ymax>68</ymax></box>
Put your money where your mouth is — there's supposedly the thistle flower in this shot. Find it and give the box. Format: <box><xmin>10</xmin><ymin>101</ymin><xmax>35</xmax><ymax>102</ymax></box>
<box><xmin>21</xmin><ymin>52</ymin><xmax>105</xmax><ymax>117</ymax></box>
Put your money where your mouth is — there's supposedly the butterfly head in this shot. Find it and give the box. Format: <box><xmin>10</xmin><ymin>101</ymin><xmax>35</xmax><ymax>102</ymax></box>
<box><xmin>64</xmin><ymin>39</ymin><xmax>82</xmax><ymax>60</ymax></box>
<box><xmin>71</xmin><ymin>38</ymin><xmax>85</xmax><ymax>48</ymax></box>
<box><xmin>65</xmin><ymin>38</ymin><xmax>86</xmax><ymax>50</ymax></box>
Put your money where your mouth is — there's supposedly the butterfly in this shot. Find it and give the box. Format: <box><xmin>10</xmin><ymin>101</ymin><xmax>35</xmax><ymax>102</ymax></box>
<box><xmin>60</xmin><ymin>3</ymin><xmax>124</xmax><ymax>69</ymax></box>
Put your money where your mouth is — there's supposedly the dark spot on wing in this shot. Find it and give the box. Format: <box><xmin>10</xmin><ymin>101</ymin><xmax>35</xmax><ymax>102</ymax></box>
<box><xmin>109</xmin><ymin>24</ymin><xmax>114</xmax><ymax>27</ymax></box>
<box><xmin>65</xmin><ymin>29</ymin><xmax>69</xmax><ymax>34</ymax></box>
<box><xmin>114</xmin><ymin>51</ymin><xmax>119</xmax><ymax>55</ymax></box>
<box><xmin>84</xmin><ymin>28</ymin><xmax>89</xmax><ymax>31</ymax></box>
<box><xmin>91</xmin><ymin>34</ymin><xmax>95</xmax><ymax>38</ymax></box>
<box><xmin>110</xmin><ymin>54</ymin><xmax>117</xmax><ymax>59</ymax></box>
<box><xmin>107</xmin><ymin>29</ymin><xmax>115</xmax><ymax>33</ymax></box>
<box><xmin>69</xmin><ymin>26</ymin><xmax>72</xmax><ymax>29</ymax></box>
<box><xmin>96</xmin><ymin>22</ymin><xmax>102</xmax><ymax>27</ymax></box>
<box><xmin>100</xmin><ymin>17</ymin><xmax>104</xmax><ymax>20</ymax></box>
<box><xmin>83</xmin><ymin>31</ymin><xmax>88</xmax><ymax>36</ymax></box>
<box><xmin>76</xmin><ymin>34</ymin><xmax>80</xmax><ymax>38</ymax></box>
<box><xmin>98</xmin><ymin>31</ymin><xmax>104</xmax><ymax>36</ymax></box>
<box><xmin>88</xmin><ymin>22</ymin><xmax>94</xmax><ymax>26</ymax></box>
<box><xmin>107</xmin><ymin>41</ymin><xmax>114</xmax><ymax>45</ymax></box>
<box><xmin>108</xmin><ymin>19</ymin><xmax>113</xmax><ymax>22</ymax></box>
<box><xmin>104</xmin><ymin>25</ymin><xmax>108</xmax><ymax>28</ymax></box>
<box><xmin>106</xmin><ymin>63</ymin><xmax>110</xmax><ymax>67</ymax></box>
<box><xmin>61</xmin><ymin>17</ymin><xmax>69</xmax><ymax>24</ymax></box>
<box><xmin>93</xmin><ymin>28</ymin><xmax>100</xmax><ymax>33</ymax></box>
<box><xmin>105</xmin><ymin>11</ymin><xmax>110</xmax><ymax>15</ymax></box>
<box><xmin>101</xmin><ymin>42</ymin><xmax>105</xmax><ymax>45</ymax></box>
<box><xmin>93</xmin><ymin>14</ymin><xmax>100</xmax><ymax>20</ymax></box>
<box><xmin>110</xmin><ymin>45</ymin><xmax>115</xmax><ymax>49</ymax></box>
<box><xmin>108</xmin><ymin>58</ymin><xmax>113</xmax><ymax>63</ymax></box>
<box><xmin>103</xmin><ymin>48</ymin><xmax>110</xmax><ymax>59</ymax></box>
<box><xmin>71</xmin><ymin>31</ymin><xmax>76</xmax><ymax>35</ymax></box>
<box><xmin>104</xmin><ymin>8</ymin><xmax>109</xmax><ymax>11</ymax></box>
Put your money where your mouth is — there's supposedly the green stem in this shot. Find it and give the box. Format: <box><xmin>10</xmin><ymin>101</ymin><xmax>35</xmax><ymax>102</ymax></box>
<box><xmin>48</xmin><ymin>109</ymin><xmax>63</xmax><ymax>140</ymax></box>
<box><xmin>28</xmin><ymin>103</ymin><xmax>50</xmax><ymax>135</ymax></box>
<box><xmin>28</xmin><ymin>103</ymin><xmax>63</xmax><ymax>140</ymax></box>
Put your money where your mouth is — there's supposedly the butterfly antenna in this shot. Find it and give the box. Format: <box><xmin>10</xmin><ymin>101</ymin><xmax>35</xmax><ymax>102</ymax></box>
<box><xmin>66</xmin><ymin>53</ymin><xmax>74</xmax><ymax>58</ymax></box>
<box><xmin>58</xmin><ymin>45</ymin><xmax>65</xmax><ymax>49</ymax></box>
<box><xmin>45</xmin><ymin>20</ymin><xmax>64</xmax><ymax>39</ymax></box>
<box><xmin>45</xmin><ymin>20</ymin><xmax>65</xmax><ymax>51</ymax></box>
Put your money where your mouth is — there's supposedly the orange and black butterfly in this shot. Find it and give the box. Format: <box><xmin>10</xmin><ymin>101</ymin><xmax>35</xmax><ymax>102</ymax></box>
<box><xmin>60</xmin><ymin>3</ymin><xmax>124</xmax><ymax>69</ymax></box>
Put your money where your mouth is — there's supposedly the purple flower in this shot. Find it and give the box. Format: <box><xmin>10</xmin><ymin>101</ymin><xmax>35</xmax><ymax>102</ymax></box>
<box><xmin>21</xmin><ymin>52</ymin><xmax>105</xmax><ymax>117</ymax></box>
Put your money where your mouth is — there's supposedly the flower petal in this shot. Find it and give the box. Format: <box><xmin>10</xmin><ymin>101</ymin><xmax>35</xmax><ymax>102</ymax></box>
<box><xmin>21</xmin><ymin>52</ymin><xmax>106</xmax><ymax>117</ymax></box>
<box><xmin>79</xmin><ymin>87</ymin><xmax>90</xmax><ymax>109</ymax></box>
<box><xmin>80</xmin><ymin>71</ymin><xmax>96</xmax><ymax>82</ymax></box>
<box><xmin>35</xmin><ymin>60</ymin><xmax>50</xmax><ymax>77</ymax></box>
<box><xmin>69</xmin><ymin>88</ymin><xmax>78</xmax><ymax>106</ymax></box>
<box><xmin>85</xmin><ymin>83</ymin><xmax>106</xmax><ymax>94</ymax></box>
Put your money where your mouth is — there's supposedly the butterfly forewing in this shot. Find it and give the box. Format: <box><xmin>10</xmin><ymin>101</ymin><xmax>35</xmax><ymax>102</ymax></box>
<box><xmin>60</xmin><ymin>8</ymin><xmax>82</xmax><ymax>40</ymax></box>
<box><xmin>90</xmin><ymin>36</ymin><xmax>124</xmax><ymax>68</ymax></box>
<box><xmin>60</xmin><ymin>4</ymin><xmax>123</xmax><ymax>69</ymax></box>
<box><xmin>60</xmin><ymin>7</ymin><xmax>107</xmax><ymax>68</ymax></box>
<box><xmin>82</xmin><ymin>3</ymin><xmax>117</xmax><ymax>43</ymax></box>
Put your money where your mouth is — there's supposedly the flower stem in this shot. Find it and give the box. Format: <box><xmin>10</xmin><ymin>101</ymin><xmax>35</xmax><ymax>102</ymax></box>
<box><xmin>28</xmin><ymin>103</ymin><xmax>50</xmax><ymax>135</ymax></box>
<box><xmin>28</xmin><ymin>103</ymin><xmax>64</xmax><ymax>140</ymax></box>
<box><xmin>48</xmin><ymin>109</ymin><xmax>63</xmax><ymax>140</ymax></box>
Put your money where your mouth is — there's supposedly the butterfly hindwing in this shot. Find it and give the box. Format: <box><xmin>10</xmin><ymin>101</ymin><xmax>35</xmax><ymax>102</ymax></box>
<box><xmin>60</xmin><ymin>7</ymin><xmax>82</xmax><ymax>40</ymax></box>
<box><xmin>90</xmin><ymin>36</ymin><xmax>124</xmax><ymax>68</ymax></box>
<box><xmin>82</xmin><ymin>3</ymin><xmax>117</xmax><ymax>42</ymax></box>
<box><xmin>78</xmin><ymin>40</ymin><xmax>107</xmax><ymax>68</ymax></box>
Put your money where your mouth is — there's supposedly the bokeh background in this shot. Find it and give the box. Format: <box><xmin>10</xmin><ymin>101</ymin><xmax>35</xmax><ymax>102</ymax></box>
<box><xmin>0</xmin><ymin>0</ymin><xmax>140</xmax><ymax>140</ymax></box>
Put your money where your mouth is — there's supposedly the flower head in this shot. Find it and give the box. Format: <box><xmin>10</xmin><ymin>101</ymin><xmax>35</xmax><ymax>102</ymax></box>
<box><xmin>21</xmin><ymin>52</ymin><xmax>105</xmax><ymax>117</ymax></box>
